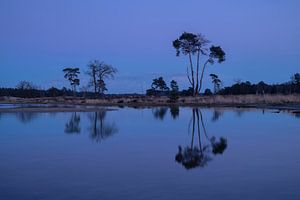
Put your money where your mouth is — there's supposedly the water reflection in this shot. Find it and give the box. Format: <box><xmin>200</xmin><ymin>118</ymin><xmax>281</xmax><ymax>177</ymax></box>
<box><xmin>293</xmin><ymin>111</ymin><xmax>300</xmax><ymax>118</ymax></box>
<box><xmin>170</xmin><ymin>106</ymin><xmax>179</xmax><ymax>119</ymax></box>
<box><xmin>152</xmin><ymin>107</ymin><xmax>168</xmax><ymax>120</ymax></box>
<box><xmin>16</xmin><ymin>112</ymin><xmax>39</xmax><ymax>124</ymax></box>
<box><xmin>64</xmin><ymin>112</ymin><xmax>81</xmax><ymax>134</ymax></box>
<box><xmin>175</xmin><ymin>109</ymin><xmax>227</xmax><ymax>170</ymax></box>
<box><xmin>211</xmin><ymin>109</ymin><xmax>223</xmax><ymax>122</ymax></box>
<box><xmin>87</xmin><ymin>111</ymin><xmax>118</xmax><ymax>142</ymax></box>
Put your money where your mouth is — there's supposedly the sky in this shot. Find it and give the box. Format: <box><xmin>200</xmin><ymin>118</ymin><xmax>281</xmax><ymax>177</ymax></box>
<box><xmin>0</xmin><ymin>0</ymin><xmax>299</xmax><ymax>93</ymax></box>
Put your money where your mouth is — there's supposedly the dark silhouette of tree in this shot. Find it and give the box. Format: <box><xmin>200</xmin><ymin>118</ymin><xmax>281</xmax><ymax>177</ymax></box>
<box><xmin>63</xmin><ymin>68</ymin><xmax>80</xmax><ymax>96</ymax></box>
<box><xmin>199</xmin><ymin>46</ymin><xmax>225</xmax><ymax>94</ymax></box>
<box><xmin>16</xmin><ymin>81</ymin><xmax>36</xmax><ymax>90</ymax></box>
<box><xmin>98</xmin><ymin>79</ymin><xmax>107</xmax><ymax>94</ymax></box>
<box><xmin>256</xmin><ymin>81</ymin><xmax>268</xmax><ymax>95</ymax></box>
<box><xmin>88</xmin><ymin>111</ymin><xmax>118</xmax><ymax>142</ymax></box>
<box><xmin>210</xmin><ymin>74</ymin><xmax>222</xmax><ymax>94</ymax></box>
<box><xmin>169</xmin><ymin>80</ymin><xmax>179</xmax><ymax>102</ymax></box>
<box><xmin>86</xmin><ymin>60</ymin><xmax>100</xmax><ymax>95</ymax></box>
<box><xmin>64</xmin><ymin>112</ymin><xmax>81</xmax><ymax>134</ymax></box>
<box><xmin>151</xmin><ymin>77</ymin><xmax>169</xmax><ymax>92</ymax></box>
<box><xmin>204</xmin><ymin>88</ymin><xmax>213</xmax><ymax>96</ymax></box>
<box><xmin>173</xmin><ymin>32</ymin><xmax>225</xmax><ymax>95</ymax></box>
<box><xmin>86</xmin><ymin>60</ymin><xmax>117</xmax><ymax>95</ymax></box>
<box><xmin>47</xmin><ymin>87</ymin><xmax>61</xmax><ymax>97</ymax></box>
<box><xmin>291</xmin><ymin>73</ymin><xmax>300</xmax><ymax>85</ymax></box>
<box><xmin>170</xmin><ymin>80</ymin><xmax>179</xmax><ymax>92</ymax></box>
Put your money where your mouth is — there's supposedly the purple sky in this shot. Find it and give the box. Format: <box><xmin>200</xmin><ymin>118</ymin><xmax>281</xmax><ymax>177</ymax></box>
<box><xmin>0</xmin><ymin>0</ymin><xmax>299</xmax><ymax>93</ymax></box>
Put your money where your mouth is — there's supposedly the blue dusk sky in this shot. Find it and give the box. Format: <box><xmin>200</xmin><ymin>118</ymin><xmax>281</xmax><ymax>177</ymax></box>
<box><xmin>0</xmin><ymin>0</ymin><xmax>299</xmax><ymax>93</ymax></box>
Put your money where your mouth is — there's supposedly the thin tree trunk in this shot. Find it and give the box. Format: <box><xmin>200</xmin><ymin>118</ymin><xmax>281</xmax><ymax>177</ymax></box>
<box><xmin>199</xmin><ymin>60</ymin><xmax>209</xmax><ymax>94</ymax></box>
<box><xmin>195</xmin><ymin>50</ymin><xmax>200</xmax><ymax>95</ymax></box>
<box><xmin>73</xmin><ymin>85</ymin><xmax>76</xmax><ymax>97</ymax></box>
<box><xmin>188</xmin><ymin>53</ymin><xmax>195</xmax><ymax>96</ymax></box>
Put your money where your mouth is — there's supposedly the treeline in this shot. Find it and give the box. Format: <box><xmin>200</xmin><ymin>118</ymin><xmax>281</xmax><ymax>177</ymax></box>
<box><xmin>146</xmin><ymin>73</ymin><xmax>300</xmax><ymax>96</ymax></box>
<box><xmin>0</xmin><ymin>87</ymin><xmax>88</xmax><ymax>98</ymax></box>
<box><xmin>219</xmin><ymin>73</ymin><xmax>300</xmax><ymax>95</ymax></box>
<box><xmin>1</xmin><ymin>73</ymin><xmax>299</xmax><ymax>98</ymax></box>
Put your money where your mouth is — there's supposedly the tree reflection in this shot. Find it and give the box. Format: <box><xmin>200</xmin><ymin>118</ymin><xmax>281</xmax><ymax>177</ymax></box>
<box><xmin>293</xmin><ymin>111</ymin><xmax>300</xmax><ymax>118</ymax></box>
<box><xmin>16</xmin><ymin>112</ymin><xmax>39</xmax><ymax>124</ymax></box>
<box><xmin>211</xmin><ymin>109</ymin><xmax>223</xmax><ymax>122</ymax></box>
<box><xmin>88</xmin><ymin>111</ymin><xmax>118</xmax><ymax>142</ymax></box>
<box><xmin>152</xmin><ymin>107</ymin><xmax>168</xmax><ymax>120</ymax></box>
<box><xmin>175</xmin><ymin>108</ymin><xmax>227</xmax><ymax>170</ymax></box>
<box><xmin>170</xmin><ymin>106</ymin><xmax>179</xmax><ymax>119</ymax></box>
<box><xmin>64</xmin><ymin>112</ymin><xmax>81</xmax><ymax>134</ymax></box>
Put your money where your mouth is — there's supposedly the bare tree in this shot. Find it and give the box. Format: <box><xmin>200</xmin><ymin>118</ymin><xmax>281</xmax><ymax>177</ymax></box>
<box><xmin>86</xmin><ymin>60</ymin><xmax>117</xmax><ymax>95</ymax></box>
<box><xmin>16</xmin><ymin>81</ymin><xmax>36</xmax><ymax>90</ymax></box>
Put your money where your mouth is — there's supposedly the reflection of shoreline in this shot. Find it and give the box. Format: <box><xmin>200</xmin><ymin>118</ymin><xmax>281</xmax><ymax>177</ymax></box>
<box><xmin>175</xmin><ymin>108</ymin><xmax>227</xmax><ymax>170</ymax></box>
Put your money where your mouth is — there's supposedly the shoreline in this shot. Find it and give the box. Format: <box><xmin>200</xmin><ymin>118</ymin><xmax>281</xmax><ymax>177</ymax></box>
<box><xmin>1</xmin><ymin>94</ymin><xmax>300</xmax><ymax>113</ymax></box>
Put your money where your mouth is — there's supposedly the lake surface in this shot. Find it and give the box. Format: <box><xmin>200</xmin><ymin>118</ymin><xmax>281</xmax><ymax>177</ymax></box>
<box><xmin>0</xmin><ymin>107</ymin><xmax>300</xmax><ymax>200</ymax></box>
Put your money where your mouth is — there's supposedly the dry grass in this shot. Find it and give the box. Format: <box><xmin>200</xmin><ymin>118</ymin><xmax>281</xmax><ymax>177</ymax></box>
<box><xmin>1</xmin><ymin>94</ymin><xmax>300</xmax><ymax>107</ymax></box>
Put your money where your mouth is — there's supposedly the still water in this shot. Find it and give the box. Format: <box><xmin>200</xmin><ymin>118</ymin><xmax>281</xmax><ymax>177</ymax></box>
<box><xmin>0</xmin><ymin>107</ymin><xmax>300</xmax><ymax>200</ymax></box>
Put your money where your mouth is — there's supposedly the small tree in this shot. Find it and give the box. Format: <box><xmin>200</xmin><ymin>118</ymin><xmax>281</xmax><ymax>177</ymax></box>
<box><xmin>291</xmin><ymin>73</ymin><xmax>300</xmax><ymax>85</ymax></box>
<box><xmin>63</xmin><ymin>67</ymin><xmax>80</xmax><ymax>96</ymax></box>
<box><xmin>151</xmin><ymin>77</ymin><xmax>169</xmax><ymax>92</ymax></box>
<box><xmin>210</xmin><ymin>74</ymin><xmax>222</xmax><ymax>94</ymax></box>
<box><xmin>169</xmin><ymin>80</ymin><xmax>179</xmax><ymax>102</ymax></box>
<box><xmin>16</xmin><ymin>81</ymin><xmax>36</xmax><ymax>90</ymax></box>
<box><xmin>170</xmin><ymin>80</ymin><xmax>179</xmax><ymax>92</ymax></box>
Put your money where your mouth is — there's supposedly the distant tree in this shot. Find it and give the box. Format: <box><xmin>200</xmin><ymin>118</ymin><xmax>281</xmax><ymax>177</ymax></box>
<box><xmin>169</xmin><ymin>80</ymin><xmax>179</xmax><ymax>102</ymax></box>
<box><xmin>16</xmin><ymin>81</ymin><xmax>36</xmax><ymax>90</ymax></box>
<box><xmin>63</xmin><ymin>67</ymin><xmax>80</xmax><ymax>96</ymax></box>
<box><xmin>291</xmin><ymin>73</ymin><xmax>300</xmax><ymax>85</ymax></box>
<box><xmin>173</xmin><ymin>32</ymin><xmax>225</xmax><ymax>95</ymax></box>
<box><xmin>170</xmin><ymin>80</ymin><xmax>179</xmax><ymax>92</ymax></box>
<box><xmin>256</xmin><ymin>81</ymin><xmax>268</xmax><ymax>95</ymax></box>
<box><xmin>204</xmin><ymin>88</ymin><xmax>213</xmax><ymax>96</ymax></box>
<box><xmin>47</xmin><ymin>87</ymin><xmax>61</xmax><ymax>97</ymax></box>
<box><xmin>151</xmin><ymin>77</ymin><xmax>169</xmax><ymax>92</ymax></box>
<box><xmin>86</xmin><ymin>60</ymin><xmax>117</xmax><ymax>95</ymax></box>
<box><xmin>210</xmin><ymin>74</ymin><xmax>222</xmax><ymax>94</ymax></box>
